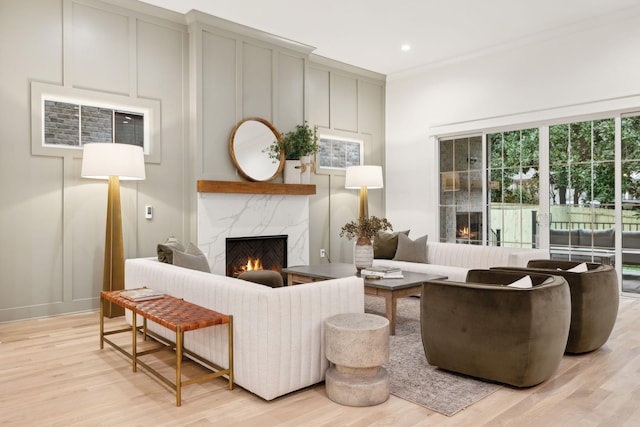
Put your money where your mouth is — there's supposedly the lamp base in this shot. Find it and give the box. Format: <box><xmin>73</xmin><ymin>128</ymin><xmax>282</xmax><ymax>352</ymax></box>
<box><xmin>103</xmin><ymin>176</ymin><xmax>125</xmax><ymax>318</ymax></box>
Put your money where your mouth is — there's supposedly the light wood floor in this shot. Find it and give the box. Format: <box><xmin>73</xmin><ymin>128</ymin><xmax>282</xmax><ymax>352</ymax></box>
<box><xmin>1</xmin><ymin>297</ymin><xmax>639</xmax><ymax>427</ymax></box>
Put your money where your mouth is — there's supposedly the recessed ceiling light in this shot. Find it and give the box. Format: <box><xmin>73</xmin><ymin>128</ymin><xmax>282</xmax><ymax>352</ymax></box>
<box><xmin>401</xmin><ymin>44</ymin><xmax>411</xmax><ymax>52</ymax></box>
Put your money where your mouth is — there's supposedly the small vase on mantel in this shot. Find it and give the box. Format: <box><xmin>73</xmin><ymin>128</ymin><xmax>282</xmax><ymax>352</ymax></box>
<box><xmin>354</xmin><ymin>235</ymin><xmax>374</xmax><ymax>274</ymax></box>
<box><xmin>283</xmin><ymin>159</ymin><xmax>301</xmax><ymax>184</ymax></box>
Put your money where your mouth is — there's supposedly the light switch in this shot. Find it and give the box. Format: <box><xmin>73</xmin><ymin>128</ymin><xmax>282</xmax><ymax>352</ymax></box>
<box><xmin>145</xmin><ymin>205</ymin><xmax>153</xmax><ymax>219</ymax></box>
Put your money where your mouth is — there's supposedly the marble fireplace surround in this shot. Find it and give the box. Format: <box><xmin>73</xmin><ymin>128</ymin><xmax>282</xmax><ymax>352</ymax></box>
<box><xmin>197</xmin><ymin>181</ymin><xmax>316</xmax><ymax>276</ymax></box>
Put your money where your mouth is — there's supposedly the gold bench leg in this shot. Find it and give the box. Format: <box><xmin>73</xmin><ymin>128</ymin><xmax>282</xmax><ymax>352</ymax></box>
<box><xmin>99</xmin><ymin>297</ymin><xmax>104</xmax><ymax>349</ymax></box>
<box><xmin>176</xmin><ymin>326</ymin><xmax>183</xmax><ymax>406</ymax></box>
<box><xmin>228</xmin><ymin>316</ymin><xmax>234</xmax><ymax>390</ymax></box>
<box><xmin>132</xmin><ymin>313</ymin><xmax>137</xmax><ymax>372</ymax></box>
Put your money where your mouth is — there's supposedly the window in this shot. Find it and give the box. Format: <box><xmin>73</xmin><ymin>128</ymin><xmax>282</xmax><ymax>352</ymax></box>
<box><xmin>31</xmin><ymin>82</ymin><xmax>160</xmax><ymax>162</ymax></box>
<box><xmin>487</xmin><ymin>128</ymin><xmax>539</xmax><ymax>248</ymax></box>
<box><xmin>437</xmin><ymin>108</ymin><xmax>640</xmax><ymax>295</ymax></box>
<box><xmin>317</xmin><ymin>133</ymin><xmax>363</xmax><ymax>172</ymax></box>
<box><xmin>621</xmin><ymin>114</ymin><xmax>640</xmax><ymax>293</ymax></box>
<box><xmin>548</xmin><ymin>119</ymin><xmax>616</xmax><ymax>255</ymax></box>
<box><xmin>43</xmin><ymin>101</ymin><xmax>144</xmax><ymax>148</ymax></box>
<box><xmin>439</xmin><ymin>136</ymin><xmax>483</xmax><ymax>244</ymax></box>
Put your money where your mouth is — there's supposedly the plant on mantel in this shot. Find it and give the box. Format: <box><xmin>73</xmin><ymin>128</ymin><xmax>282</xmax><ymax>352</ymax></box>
<box><xmin>264</xmin><ymin>121</ymin><xmax>320</xmax><ymax>161</ymax></box>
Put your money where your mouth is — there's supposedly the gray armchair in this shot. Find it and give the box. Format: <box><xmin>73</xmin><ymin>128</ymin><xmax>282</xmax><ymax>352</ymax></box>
<box><xmin>421</xmin><ymin>270</ymin><xmax>571</xmax><ymax>387</ymax></box>
<box><xmin>495</xmin><ymin>260</ymin><xmax>618</xmax><ymax>353</ymax></box>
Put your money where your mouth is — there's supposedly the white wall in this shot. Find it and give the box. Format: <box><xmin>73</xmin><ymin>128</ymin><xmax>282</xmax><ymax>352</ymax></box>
<box><xmin>385</xmin><ymin>8</ymin><xmax>640</xmax><ymax>240</ymax></box>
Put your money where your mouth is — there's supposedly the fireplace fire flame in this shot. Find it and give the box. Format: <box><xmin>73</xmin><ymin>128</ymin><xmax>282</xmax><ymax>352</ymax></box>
<box><xmin>244</xmin><ymin>257</ymin><xmax>263</xmax><ymax>271</ymax></box>
<box><xmin>231</xmin><ymin>257</ymin><xmax>265</xmax><ymax>276</ymax></box>
<box><xmin>458</xmin><ymin>226</ymin><xmax>477</xmax><ymax>239</ymax></box>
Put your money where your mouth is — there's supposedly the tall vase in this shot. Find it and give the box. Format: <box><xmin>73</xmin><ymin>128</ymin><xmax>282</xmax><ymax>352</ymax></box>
<box><xmin>283</xmin><ymin>159</ymin><xmax>301</xmax><ymax>184</ymax></box>
<box><xmin>300</xmin><ymin>155</ymin><xmax>311</xmax><ymax>184</ymax></box>
<box><xmin>354</xmin><ymin>235</ymin><xmax>374</xmax><ymax>274</ymax></box>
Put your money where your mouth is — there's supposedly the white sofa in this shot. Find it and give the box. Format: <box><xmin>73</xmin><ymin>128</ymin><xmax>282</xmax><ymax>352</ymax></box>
<box><xmin>373</xmin><ymin>241</ymin><xmax>550</xmax><ymax>282</ymax></box>
<box><xmin>124</xmin><ymin>258</ymin><xmax>364</xmax><ymax>401</ymax></box>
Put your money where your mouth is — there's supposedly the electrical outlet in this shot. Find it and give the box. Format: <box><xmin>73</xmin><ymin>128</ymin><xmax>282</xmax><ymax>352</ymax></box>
<box><xmin>320</xmin><ymin>249</ymin><xmax>326</xmax><ymax>258</ymax></box>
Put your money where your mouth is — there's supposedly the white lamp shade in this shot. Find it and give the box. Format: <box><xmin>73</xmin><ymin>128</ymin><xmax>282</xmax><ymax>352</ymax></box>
<box><xmin>345</xmin><ymin>165</ymin><xmax>383</xmax><ymax>189</ymax></box>
<box><xmin>81</xmin><ymin>143</ymin><xmax>146</xmax><ymax>180</ymax></box>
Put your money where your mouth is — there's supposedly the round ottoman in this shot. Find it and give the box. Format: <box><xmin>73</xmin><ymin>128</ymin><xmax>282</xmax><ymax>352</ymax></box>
<box><xmin>324</xmin><ymin>313</ymin><xmax>390</xmax><ymax>406</ymax></box>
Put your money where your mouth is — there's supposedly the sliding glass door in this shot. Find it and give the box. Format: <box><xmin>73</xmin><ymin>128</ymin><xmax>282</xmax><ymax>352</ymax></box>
<box><xmin>438</xmin><ymin>113</ymin><xmax>640</xmax><ymax>295</ymax></box>
<box><xmin>439</xmin><ymin>136</ymin><xmax>483</xmax><ymax>244</ymax></box>
<box><xmin>548</xmin><ymin>119</ymin><xmax>616</xmax><ymax>264</ymax></box>
<box><xmin>487</xmin><ymin>129</ymin><xmax>539</xmax><ymax>248</ymax></box>
<box><xmin>621</xmin><ymin>114</ymin><xmax>640</xmax><ymax>293</ymax></box>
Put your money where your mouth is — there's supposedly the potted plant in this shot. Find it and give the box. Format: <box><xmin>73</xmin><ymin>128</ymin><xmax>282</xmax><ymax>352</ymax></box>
<box><xmin>265</xmin><ymin>121</ymin><xmax>319</xmax><ymax>184</ymax></box>
<box><xmin>340</xmin><ymin>216</ymin><xmax>393</xmax><ymax>273</ymax></box>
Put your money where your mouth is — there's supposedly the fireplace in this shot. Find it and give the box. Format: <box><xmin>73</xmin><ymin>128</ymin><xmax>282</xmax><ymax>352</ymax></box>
<box><xmin>225</xmin><ymin>235</ymin><xmax>288</xmax><ymax>277</ymax></box>
<box><xmin>456</xmin><ymin>212</ymin><xmax>482</xmax><ymax>244</ymax></box>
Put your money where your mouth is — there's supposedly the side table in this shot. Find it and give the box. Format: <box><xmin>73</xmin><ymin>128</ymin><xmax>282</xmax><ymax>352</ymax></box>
<box><xmin>324</xmin><ymin>313</ymin><xmax>390</xmax><ymax>406</ymax></box>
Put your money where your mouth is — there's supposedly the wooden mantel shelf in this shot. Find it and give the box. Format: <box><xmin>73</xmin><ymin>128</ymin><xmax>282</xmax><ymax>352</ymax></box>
<box><xmin>198</xmin><ymin>180</ymin><xmax>316</xmax><ymax>195</ymax></box>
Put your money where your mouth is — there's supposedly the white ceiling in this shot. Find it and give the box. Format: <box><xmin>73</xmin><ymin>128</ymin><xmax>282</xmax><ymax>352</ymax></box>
<box><xmin>139</xmin><ymin>0</ymin><xmax>640</xmax><ymax>76</ymax></box>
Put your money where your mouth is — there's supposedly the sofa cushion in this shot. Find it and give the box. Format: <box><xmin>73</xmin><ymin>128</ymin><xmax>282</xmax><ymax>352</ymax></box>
<box><xmin>157</xmin><ymin>235</ymin><xmax>185</xmax><ymax>264</ymax></box>
<box><xmin>393</xmin><ymin>233</ymin><xmax>428</xmax><ymax>263</ymax></box>
<box><xmin>579</xmin><ymin>228</ymin><xmax>614</xmax><ymax>248</ymax></box>
<box><xmin>172</xmin><ymin>243</ymin><xmax>210</xmax><ymax>273</ymax></box>
<box><xmin>623</xmin><ymin>231</ymin><xmax>640</xmax><ymax>248</ymax></box>
<box><xmin>549</xmin><ymin>228</ymin><xmax>586</xmax><ymax>247</ymax></box>
<box><xmin>373</xmin><ymin>230</ymin><xmax>410</xmax><ymax>259</ymax></box>
<box><xmin>507</xmin><ymin>275</ymin><xmax>533</xmax><ymax>288</ymax></box>
<box><xmin>566</xmin><ymin>262</ymin><xmax>588</xmax><ymax>273</ymax></box>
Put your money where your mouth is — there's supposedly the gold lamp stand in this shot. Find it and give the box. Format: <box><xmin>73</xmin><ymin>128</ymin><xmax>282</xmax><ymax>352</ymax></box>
<box><xmin>358</xmin><ymin>186</ymin><xmax>369</xmax><ymax>222</ymax></box>
<box><xmin>103</xmin><ymin>176</ymin><xmax>125</xmax><ymax>318</ymax></box>
<box><xmin>81</xmin><ymin>142</ymin><xmax>145</xmax><ymax>319</ymax></box>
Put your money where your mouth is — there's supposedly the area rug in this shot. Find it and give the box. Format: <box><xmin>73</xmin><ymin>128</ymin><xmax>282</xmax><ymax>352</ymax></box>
<box><xmin>364</xmin><ymin>295</ymin><xmax>501</xmax><ymax>416</ymax></box>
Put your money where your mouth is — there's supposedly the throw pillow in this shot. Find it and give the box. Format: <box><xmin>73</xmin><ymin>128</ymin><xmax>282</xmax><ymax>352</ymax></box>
<box><xmin>393</xmin><ymin>233</ymin><xmax>428</xmax><ymax>263</ymax></box>
<box><xmin>172</xmin><ymin>243</ymin><xmax>210</xmax><ymax>273</ymax></box>
<box><xmin>373</xmin><ymin>230</ymin><xmax>410</xmax><ymax>259</ymax></box>
<box><xmin>157</xmin><ymin>235</ymin><xmax>185</xmax><ymax>264</ymax></box>
<box><xmin>507</xmin><ymin>275</ymin><xmax>533</xmax><ymax>289</ymax></box>
<box><xmin>567</xmin><ymin>262</ymin><xmax>588</xmax><ymax>273</ymax></box>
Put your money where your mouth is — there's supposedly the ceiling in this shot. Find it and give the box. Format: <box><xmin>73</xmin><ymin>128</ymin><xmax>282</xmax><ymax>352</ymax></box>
<box><xmin>139</xmin><ymin>0</ymin><xmax>640</xmax><ymax>76</ymax></box>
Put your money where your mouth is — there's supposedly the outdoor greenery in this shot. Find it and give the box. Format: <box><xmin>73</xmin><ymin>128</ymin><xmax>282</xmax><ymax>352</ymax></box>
<box><xmin>340</xmin><ymin>216</ymin><xmax>393</xmax><ymax>241</ymax></box>
<box><xmin>489</xmin><ymin>128</ymin><xmax>540</xmax><ymax>205</ymax></box>
<box><xmin>489</xmin><ymin>116</ymin><xmax>640</xmax><ymax>207</ymax></box>
<box><xmin>265</xmin><ymin>121</ymin><xmax>319</xmax><ymax>161</ymax></box>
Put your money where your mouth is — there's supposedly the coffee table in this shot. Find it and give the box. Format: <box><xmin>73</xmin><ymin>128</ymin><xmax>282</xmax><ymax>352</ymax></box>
<box><xmin>283</xmin><ymin>263</ymin><xmax>446</xmax><ymax>335</ymax></box>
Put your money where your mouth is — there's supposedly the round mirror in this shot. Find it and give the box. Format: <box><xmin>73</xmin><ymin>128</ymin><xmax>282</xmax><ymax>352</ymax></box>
<box><xmin>229</xmin><ymin>117</ymin><xmax>284</xmax><ymax>182</ymax></box>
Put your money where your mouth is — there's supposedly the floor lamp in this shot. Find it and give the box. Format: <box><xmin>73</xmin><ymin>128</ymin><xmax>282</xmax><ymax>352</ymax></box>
<box><xmin>81</xmin><ymin>143</ymin><xmax>146</xmax><ymax>317</ymax></box>
<box><xmin>345</xmin><ymin>165</ymin><xmax>384</xmax><ymax>221</ymax></box>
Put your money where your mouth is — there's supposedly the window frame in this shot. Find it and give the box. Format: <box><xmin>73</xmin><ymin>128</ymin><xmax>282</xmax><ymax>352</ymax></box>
<box><xmin>31</xmin><ymin>81</ymin><xmax>161</xmax><ymax>162</ymax></box>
